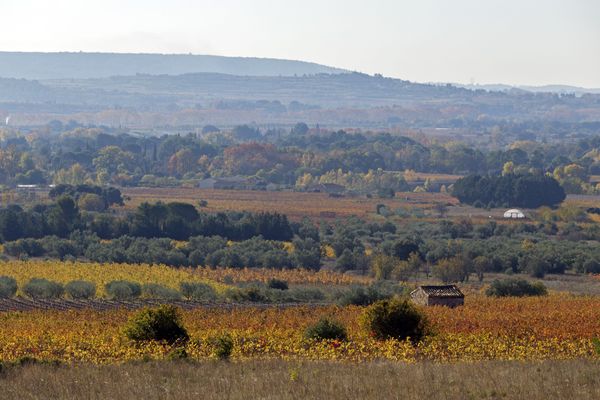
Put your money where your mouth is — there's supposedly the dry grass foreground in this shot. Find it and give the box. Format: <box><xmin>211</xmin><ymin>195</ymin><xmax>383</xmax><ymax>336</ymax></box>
<box><xmin>0</xmin><ymin>359</ymin><xmax>598</xmax><ymax>400</ymax></box>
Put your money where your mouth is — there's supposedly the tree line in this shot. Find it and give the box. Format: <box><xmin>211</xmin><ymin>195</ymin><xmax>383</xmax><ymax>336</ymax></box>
<box><xmin>1</xmin><ymin>125</ymin><xmax>599</xmax><ymax>194</ymax></box>
<box><xmin>452</xmin><ymin>174</ymin><xmax>566</xmax><ymax>208</ymax></box>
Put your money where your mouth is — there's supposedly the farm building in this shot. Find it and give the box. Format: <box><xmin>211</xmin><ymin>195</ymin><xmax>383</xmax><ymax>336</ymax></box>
<box><xmin>410</xmin><ymin>285</ymin><xmax>464</xmax><ymax>307</ymax></box>
<box><xmin>503</xmin><ymin>209</ymin><xmax>525</xmax><ymax>219</ymax></box>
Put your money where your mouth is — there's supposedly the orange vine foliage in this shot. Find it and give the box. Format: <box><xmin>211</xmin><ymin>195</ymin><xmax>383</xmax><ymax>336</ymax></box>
<box><xmin>0</xmin><ymin>294</ymin><xmax>598</xmax><ymax>364</ymax></box>
<box><xmin>192</xmin><ymin>267</ymin><xmax>372</xmax><ymax>285</ymax></box>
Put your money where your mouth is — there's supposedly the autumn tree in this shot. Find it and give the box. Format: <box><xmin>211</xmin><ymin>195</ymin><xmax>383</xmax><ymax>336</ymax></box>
<box><xmin>92</xmin><ymin>146</ymin><xmax>135</xmax><ymax>179</ymax></box>
<box><xmin>167</xmin><ymin>148</ymin><xmax>197</xmax><ymax>177</ymax></box>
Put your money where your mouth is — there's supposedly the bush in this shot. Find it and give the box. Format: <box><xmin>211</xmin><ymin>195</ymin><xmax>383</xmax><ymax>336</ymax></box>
<box><xmin>286</xmin><ymin>287</ymin><xmax>325</xmax><ymax>302</ymax></box>
<box><xmin>78</xmin><ymin>193</ymin><xmax>106</xmax><ymax>212</ymax></box>
<box><xmin>212</xmin><ymin>334</ymin><xmax>234</xmax><ymax>360</ymax></box>
<box><xmin>267</xmin><ymin>278</ymin><xmax>288</xmax><ymax>290</ymax></box>
<box><xmin>167</xmin><ymin>346</ymin><xmax>188</xmax><ymax>360</ymax></box>
<box><xmin>485</xmin><ymin>278</ymin><xmax>548</xmax><ymax>297</ymax></box>
<box><xmin>266</xmin><ymin>286</ymin><xmax>325</xmax><ymax>303</ymax></box>
<box><xmin>179</xmin><ymin>282</ymin><xmax>217</xmax><ymax>301</ymax></box>
<box><xmin>105</xmin><ymin>280</ymin><xmax>142</xmax><ymax>300</ymax></box>
<box><xmin>142</xmin><ymin>283</ymin><xmax>182</xmax><ymax>300</ymax></box>
<box><xmin>123</xmin><ymin>305</ymin><xmax>189</xmax><ymax>343</ymax></box>
<box><xmin>0</xmin><ymin>276</ymin><xmax>17</xmax><ymax>298</ymax></box>
<box><xmin>65</xmin><ymin>280</ymin><xmax>96</xmax><ymax>299</ymax></box>
<box><xmin>22</xmin><ymin>278</ymin><xmax>64</xmax><ymax>299</ymax></box>
<box><xmin>304</xmin><ymin>318</ymin><xmax>347</xmax><ymax>341</ymax></box>
<box><xmin>593</xmin><ymin>337</ymin><xmax>600</xmax><ymax>355</ymax></box>
<box><xmin>336</xmin><ymin>282</ymin><xmax>405</xmax><ymax>306</ymax></box>
<box><xmin>360</xmin><ymin>298</ymin><xmax>429</xmax><ymax>342</ymax></box>
<box><xmin>224</xmin><ymin>287</ymin><xmax>269</xmax><ymax>303</ymax></box>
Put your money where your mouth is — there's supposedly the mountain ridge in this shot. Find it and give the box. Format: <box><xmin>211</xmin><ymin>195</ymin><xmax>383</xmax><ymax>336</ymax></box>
<box><xmin>0</xmin><ymin>51</ymin><xmax>348</xmax><ymax>80</ymax></box>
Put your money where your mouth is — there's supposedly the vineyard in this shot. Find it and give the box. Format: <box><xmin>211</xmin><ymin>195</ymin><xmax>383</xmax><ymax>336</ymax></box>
<box><xmin>0</xmin><ymin>260</ymin><xmax>369</xmax><ymax>293</ymax></box>
<box><xmin>0</xmin><ymin>260</ymin><xmax>227</xmax><ymax>296</ymax></box>
<box><xmin>121</xmin><ymin>187</ymin><xmax>458</xmax><ymax>220</ymax></box>
<box><xmin>0</xmin><ymin>295</ymin><xmax>598</xmax><ymax>364</ymax></box>
<box><xmin>192</xmin><ymin>266</ymin><xmax>371</xmax><ymax>285</ymax></box>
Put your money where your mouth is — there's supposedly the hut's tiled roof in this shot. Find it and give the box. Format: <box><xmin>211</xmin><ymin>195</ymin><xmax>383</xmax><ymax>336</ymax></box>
<box><xmin>416</xmin><ymin>285</ymin><xmax>464</xmax><ymax>298</ymax></box>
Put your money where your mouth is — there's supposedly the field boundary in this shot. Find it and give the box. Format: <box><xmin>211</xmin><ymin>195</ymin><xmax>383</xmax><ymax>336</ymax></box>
<box><xmin>0</xmin><ymin>297</ymin><xmax>327</xmax><ymax>312</ymax></box>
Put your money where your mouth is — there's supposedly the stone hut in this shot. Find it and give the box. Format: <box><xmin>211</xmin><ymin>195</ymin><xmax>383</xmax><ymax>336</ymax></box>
<box><xmin>410</xmin><ymin>285</ymin><xmax>464</xmax><ymax>307</ymax></box>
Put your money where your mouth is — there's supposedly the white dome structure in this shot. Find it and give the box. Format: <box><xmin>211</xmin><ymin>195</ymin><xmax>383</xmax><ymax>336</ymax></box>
<box><xmin>503</xmin><ymin>209</ymin><xmax>525</xmax><ymax>219</ymax></box>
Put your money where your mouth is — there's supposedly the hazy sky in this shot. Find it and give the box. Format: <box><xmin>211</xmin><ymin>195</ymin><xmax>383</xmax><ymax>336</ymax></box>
<box><xmin>2</xmin><ymin>0</ymin><xmax>599</xmax><ymax>87</ymax></box>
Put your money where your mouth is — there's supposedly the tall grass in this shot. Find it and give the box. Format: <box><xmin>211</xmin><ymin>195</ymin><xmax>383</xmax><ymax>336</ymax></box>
<box><xmin>1</xmin><ymin>359</ymin><xmax>598</xmax><ymax>400</ymax></box>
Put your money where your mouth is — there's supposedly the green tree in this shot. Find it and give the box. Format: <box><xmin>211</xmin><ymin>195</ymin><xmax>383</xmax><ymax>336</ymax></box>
<box><xmin>93</xmin><ymin>146</ymin><xmax>135</xmax><ymax>178</ymax></box>
<box><xmin>371</xmin><ymin>253</ymin><xmax>397</xmax><ymax>280</ymax></box>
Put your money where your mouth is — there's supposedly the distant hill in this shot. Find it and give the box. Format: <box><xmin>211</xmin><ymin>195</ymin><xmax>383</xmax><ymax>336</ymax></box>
<box><xmin>1</xmin><ymin>70</ymin><xmax>599</xmax><ymax>128</ymax></box>
<box><xmin>457</xmin><ymin>83</ymin><xmax>600</xmax><ymax>95</ymax></box>
<box><xmin>0</xmin><ymin>52</ymin><xmax>347</xmax><ymax>79</ymax></box>
<box><xmin>0</xmin><ymin>72</ymin><xmax>474</xmax><ymax>109</ymax></box>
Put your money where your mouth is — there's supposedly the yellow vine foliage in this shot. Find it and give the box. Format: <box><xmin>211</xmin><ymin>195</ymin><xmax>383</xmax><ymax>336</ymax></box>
<box><xmin>0</xmin><ymin>294</ymin><xmax>598</xmax><ymax>364</ymax></box>
<box><xmin>0</xmin><ymin>260</ymin><xmax>227</xmax><ymax>296</ymax></box>
<box><xmin>192</xmin><ymin>266</ymin><xmax>372</xmax><ymax>285</ymax></box>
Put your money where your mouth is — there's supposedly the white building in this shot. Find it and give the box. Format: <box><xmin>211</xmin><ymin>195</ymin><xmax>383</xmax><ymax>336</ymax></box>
<box><xmin>503</xmin><ymin>209</ymin><xmax>525</xmax><ymax>219</ymax></box>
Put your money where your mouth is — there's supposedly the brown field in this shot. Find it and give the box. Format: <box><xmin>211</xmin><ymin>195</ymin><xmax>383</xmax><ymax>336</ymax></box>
<box><xmin>121</xmin><ymin>187</ymin><xmax>459</xmax><ymax>220</ymax></box>
<box><xmin>1</xmin><ymin>359</ymin><xmax>599</xmax><ymax>400</ymax></box>
<box><xmin>402</xmin><ymin>171</ymin><xmax>462</xmax><ymax>183</ymax></box>
<box><xmin>564</xmin><ymin>194</ymin><xmax>600</xmax><ymax>208</ymax></box>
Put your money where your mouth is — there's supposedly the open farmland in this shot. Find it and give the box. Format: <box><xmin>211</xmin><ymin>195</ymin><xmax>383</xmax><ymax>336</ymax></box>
<box><xmin>0</xmin><ymin>295</ymin><xmax>598</xmax><ymax>364</ymax></box>
<box><xmin>192</xmin><ymin>266</ymin><xmax>371</xmax><ymax>285</ymax></box>
<box><xmin>0</xmin><ymin>260</ymin><xmax>226</xmax><ymax>296</ymax></box>
<box><xmin>121</xmin><ymin>187</ymin><xmax>459</xmax><ymax>220</ymax></box>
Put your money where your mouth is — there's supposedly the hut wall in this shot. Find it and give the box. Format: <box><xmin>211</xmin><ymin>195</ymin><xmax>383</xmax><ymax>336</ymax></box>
<box><xmin>410</xmin><ymin>290</ymin><xmax>429</xmax><ymax>306</ymax></box>
<box><xmin>427</xmin><ymin>297</ymin><xmax>464</xmax><ymax>307</ymax></box>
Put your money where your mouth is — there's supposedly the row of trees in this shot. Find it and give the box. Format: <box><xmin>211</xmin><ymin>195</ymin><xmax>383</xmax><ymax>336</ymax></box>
<box><xmin>1</xmin><ymin>127</ymin><xmax>600</xmax><ymax>193</ymax></box>
<box><xmin>452</xmin><ymin>173</ymin><xmax>566</xmax><ymax>208</ymax></box>
<box><xmin>0</xmin><ymin>197</ymin><xmax>300</xmax><ymax>243</ymax></box>
<box><xmin>4</xmin><ymin>234</ymin><xmax>322</xmax><ymax>270</ymax></box>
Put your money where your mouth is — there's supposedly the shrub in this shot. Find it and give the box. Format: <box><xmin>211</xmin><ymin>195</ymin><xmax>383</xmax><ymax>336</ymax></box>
<box><xmin>267</xmin><ymin>286</ymin><xmax>325</xmax><ymax>303</ymax></box>
<box><xmin>267</xmin><ymin>278</ymin><xmax>288</xmax><ymax>290</ymax></box>
<box><xmin>78</xmin><ymin>193</ymin><xmax>106</xmax><ymax>212</ymax></box>
<box><xmin>286</xmin><ymin>287</ymin><xmax>325</xmax><ymax>302</ymax></box>
<box><xmin>65</xmin><ymin>280</ymin><xmax>96</xmax><ymax>299</ymax></box>
<box><xmin>224</xmin><ymin>287</ymin><xmax>269</xmax><ymax>303</ymax></box>
<box><xmin>141</xmin><ymin>283</ymin><xmax>182</xmax><ymax>300</ymax></box>
<box><xmin>360</xmin><ymin>298</ymin><xmax>429</xmax><ymax>342</ymax></box>
<box><xmin>336</xmin><ymin>282</ymin><xmax>405</xmax><ymax>306</ymax></box>
<box><xmin>167</xmin><ymin>346</ymin><xmax>188</xmax><ymax>360</ymax></box>
<box><xmin>123</xmin><ymin>305</ymin><xmax>189</xmax><ymax>343</ymax></box>
<box><xmin>304</xmin><ymin>318</ymin><xmax>348</xmax><ymax>341</ymax></box>
<box><xmin>179</xmin><ymin>282</ymin><xmax>217</xmax><ymax>301</ymax></box>
<box><xmin>105</xmin><ymin>280</ymin><xmax>142</xmax><ymax>300</ymax></box>
<box><xmin>485</xmin><ymin>278</ymin><xmax>548</xmax><ymax>297</ymax></box>
<box><xmin>22</xmin><ymin>278</ymin><xmax>64</xmax><ymax>299</ymax></box>
<box><xmin>212</xmin><ymin>334</ymin><xmax>234</xmax><ymax>360</ymax></box>
<box><xmin>593</xmin><ymin>337</ymin><xmax>600</xmax><ymax>355</ymax></box>
<box><xmin>582</xmin><ymin>259</ymin><xmax>600</xmax><ymax>274</ymax></box>
<box><xmin>0</xmin><ymin>276</ymin><xmax>17</xmax><ymax>298</ymax></box>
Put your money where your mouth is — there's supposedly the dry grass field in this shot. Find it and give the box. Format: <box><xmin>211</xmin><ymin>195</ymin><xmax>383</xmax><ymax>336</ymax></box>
<box><xmin>1</xmin><ymin>359</ymin><xmax>598</xmax><ymax>400</ymax></box>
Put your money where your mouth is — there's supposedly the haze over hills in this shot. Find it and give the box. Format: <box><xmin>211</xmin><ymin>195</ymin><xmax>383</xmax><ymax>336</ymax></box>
<box><xmin>0</xmin><ymin>51</ymin><xmax>598</xmax><ymax>129</ymax></box>
<box><xmin>0</xmin><ymin>51</ymin><xmax>347</xmax><ymax>79</ymax></box>
<box><xmin>456</xmin><ymin>83</ymin><xmax>600</xmax><ymax>95</ymax></box>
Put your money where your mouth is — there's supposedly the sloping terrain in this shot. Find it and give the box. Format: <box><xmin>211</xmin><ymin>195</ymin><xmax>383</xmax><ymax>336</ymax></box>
<box><xmin>0</xmin><ymin>51</ymin><xmax>346</xmax><ymax>79</ymax></box>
